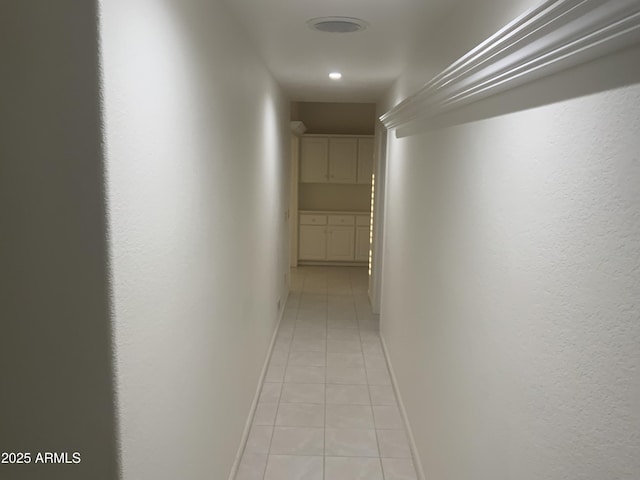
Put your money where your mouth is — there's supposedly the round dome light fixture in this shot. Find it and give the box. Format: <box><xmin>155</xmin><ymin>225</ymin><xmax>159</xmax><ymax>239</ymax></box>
<box><xmin>329</xmin><ymin>72</ymin><xmax>342</xmax><ymax>80</ymax></box>
<box><xmin>307</xmin><ymin>16</ymin><xmax>369</xmax><ymax>34</ymax></box>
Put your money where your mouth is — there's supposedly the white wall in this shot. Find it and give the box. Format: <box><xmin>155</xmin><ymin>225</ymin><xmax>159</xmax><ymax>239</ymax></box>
<box><xmin>295</xmin><ymin>102</ymin><xmax>377</xmax><ymax>135</ymax></box>
<box><xmin>100</xmin><ymin>1</ymin><xmax>290</xmax><ymax>478</ymax></box>
<box><xmin>299</xmin><ymin>184</ymin><xmax>372</xmax><ymax>212</ymax></box>
<box><xmin>378</xmin><ymin>1</ymin><xmax>640</xmax><ymax>479</ymax></box>
<box><xmin>0</xmin><ymin>2</ymin><xmax>118</xmax><ymax>479</ymax></box>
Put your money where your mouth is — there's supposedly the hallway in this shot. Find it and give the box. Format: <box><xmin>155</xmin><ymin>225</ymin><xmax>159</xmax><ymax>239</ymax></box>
<box><xmin>236</xmin><ymin>267</ymin><xmax>415</xmax><ymax>480</ymax></box>
<box><xmin>3</xmin><ymin>1</ymin><xmax>640</xmax><ymax>480</ymax></box>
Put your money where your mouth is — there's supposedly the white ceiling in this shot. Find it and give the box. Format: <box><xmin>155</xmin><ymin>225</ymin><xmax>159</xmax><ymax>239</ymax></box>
<box><xmin>221</xmin><ymin>0</ymin><xmax>454</xmax><ymax>103</ymax></box>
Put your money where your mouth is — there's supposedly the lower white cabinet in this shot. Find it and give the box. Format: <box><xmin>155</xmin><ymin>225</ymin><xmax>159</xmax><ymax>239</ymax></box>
<box><xmin>299</xmin><ymin>225</ymin><xmax>326</xmax><ymax>260</ymax></box>
<box><xmin>326</xmin><ymin>226</ymin><xmax>355</xmax><ymax>261</ymax></box>
<box><xmin>299</xmin><ymin>212</ymin><xmax>369</xmax><ymax>263</ymax></box>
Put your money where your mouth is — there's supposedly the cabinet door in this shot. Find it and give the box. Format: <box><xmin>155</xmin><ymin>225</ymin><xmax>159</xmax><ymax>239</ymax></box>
<box><xmin>355</xmin><ymin>226</ymin><xmax>370</xmax><ymax>262</ymax></box>
<box><xmin>328</xmin><ymin>138</ymin><xmax>357</xmax><ymax>183</ymax></box>
<box><xmin>326</xmin><ymin>226</ymin><xmax>355</xmax><ymax>261</ymax></box>
<box><xmin>300</xmin><ymin>137</ymin><xmax>329</xmax><ymax>183</ymax></box>
<box><xmin>299</xmin><ymin>225</ymin><xmax>326</xmax><ymax>260</ymax></box>
<box><xmin>357</xmin><ymin>138</ymin><xmax>374</xmax><ymax>184</ymax></box>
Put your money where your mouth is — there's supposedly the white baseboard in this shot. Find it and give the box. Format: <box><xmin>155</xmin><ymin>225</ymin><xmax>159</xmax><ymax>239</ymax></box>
<box><xmin>380</xmin><ymin>334</ymin><xmax>426</xmax><ymax>480</ymax></box>
<box><xmin>227</xmin><ymin>290</ymin><xmax>289</xmax><ymax>480</ymax></box>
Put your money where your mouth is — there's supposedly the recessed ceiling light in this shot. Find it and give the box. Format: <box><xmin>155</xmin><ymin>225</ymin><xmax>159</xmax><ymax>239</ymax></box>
<box><xmin>329</xmin><ymin>72</ymin><xmax>342</xmax><ymax>80</ymax></box>
<box><xmin>307</xmin><ymin>16</ymin><xmax>369</xmax><ymax>34</ymax></box>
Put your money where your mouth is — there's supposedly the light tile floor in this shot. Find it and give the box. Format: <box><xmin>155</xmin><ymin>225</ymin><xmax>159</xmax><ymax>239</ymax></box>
<box><xmin>236</xmin><ymin>266</ymin><xmax>417</xmax><ymax>480</ymax></box>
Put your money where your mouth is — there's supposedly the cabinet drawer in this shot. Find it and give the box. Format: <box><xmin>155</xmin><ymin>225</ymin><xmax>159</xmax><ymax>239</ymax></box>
<box><xmin>300</xmin><ymin>214</ymin><xmax>327</xmax><ymax>225</ymax></box>
<box><xmin>356</xmin><ymin>215</ymin><xmax>370</xmax><ymax>226</ymax></box>
<box><xmin>328</xmin><ymin>215</ymin><xmax>355</xmax><ymax>226</ymax></box>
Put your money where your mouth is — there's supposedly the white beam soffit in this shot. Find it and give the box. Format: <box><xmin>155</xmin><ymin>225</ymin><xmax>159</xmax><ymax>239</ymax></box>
<box><xmin>380</xmin><ymin>0</ymin><xmax>640</xmax><ymax>137</ymax></box>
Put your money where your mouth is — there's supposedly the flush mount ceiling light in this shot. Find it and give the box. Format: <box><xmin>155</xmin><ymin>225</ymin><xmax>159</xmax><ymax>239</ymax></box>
<box><xmin>307</xmin><ymin>16</ymin><xmax>369</xmax><ymax>33</ymax></box>
<box><xmin>329</xmin><ymin>72</ymin><xmax>342</xmax><ymax>80</ymax></box>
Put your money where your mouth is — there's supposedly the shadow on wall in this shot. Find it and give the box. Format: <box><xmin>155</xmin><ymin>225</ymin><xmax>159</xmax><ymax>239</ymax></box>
<box><xmin>0</xmin><ymin>1</ymin><xmax>119</xmax><ymax>479</ymax></box>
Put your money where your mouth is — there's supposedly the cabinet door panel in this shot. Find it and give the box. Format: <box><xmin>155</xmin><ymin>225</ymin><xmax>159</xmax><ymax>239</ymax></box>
<box><xmin>300</xmin><ymin>137</ymin><xmax>328</xmax><ymax>183</ymax></box>
<box><xmin>355</xmin><ymin>226</ymin><xmax>370</xmax><ymax>262</ymax></box>
<box><xmin>326</xmin><ymin>226</ymin><xmax>355</xmax><ymax>261</ymax></box>
<box><xmin>299</xmin><ymin>225</ymin><xmax>326</xmax><ymax>260</ymax></box>
<box><xmin>329</xmin><ymin>138</ymin><xmax>357</xmax><ymax>183</ymax></box>
<box><xmin>357</xmin><ymin>138</ymin><xmax>374</xmax><ymax>184</ymax></box>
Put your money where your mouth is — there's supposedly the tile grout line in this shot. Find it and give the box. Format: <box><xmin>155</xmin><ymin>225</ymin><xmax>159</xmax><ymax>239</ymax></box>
<box><xmin>264</xmin><ymin>268</ymin><xmax>306</xmax><ymax>479</ymax></box>
<box><xmin>358</xmin><ymin>268</ymin><xmax>388</xmax><ymax>477</ymax></box>
<box><xmin>264</xmin><ymin>268</ymin><xmax>304</xmax><ymax>479</ymax></box>
<box><xmin>355</xmin><ymin>269</ymin><xmax>387</xmax><ymax>480</ymax></box>
<box><xmin>229</xmin><ymin>266</ymin><xmax>297</xmax><ymax>480</ymax></box>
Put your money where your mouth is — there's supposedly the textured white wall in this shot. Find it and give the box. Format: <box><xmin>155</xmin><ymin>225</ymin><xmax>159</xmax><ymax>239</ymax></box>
<box><xmin>379</xmin><ymin>2</ymin><xmax>640</xmax><ymax>479</ymax></box>
<box><xmin>100</xmin><ymin>1</ymin><xmax>290</xmax><ymax>478</ymax></box>
<box><xmin>0</xmin><ymin>2</ymin><xmax>118</xmax><ymax>479</ymax></box>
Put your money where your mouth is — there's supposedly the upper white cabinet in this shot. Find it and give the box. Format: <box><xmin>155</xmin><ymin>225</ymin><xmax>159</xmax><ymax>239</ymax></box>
<box><xmin>300</xmin><ymin>135</ymin><xmax>373</xmax><ymax>184</ymax></box>
<box><xmin>328</xmin><ymin>138</ymin><xmax>358</xmax><ymax>183</ymax></box>
<box><xmin>357</xmin><ymin>138</ymin><xmax>374</xmax><ymax>184</ymax></box>
<box><xmin>300</xmin><ymin>137</ymin><xmax>329</xmax><ymax>183</ymax></box>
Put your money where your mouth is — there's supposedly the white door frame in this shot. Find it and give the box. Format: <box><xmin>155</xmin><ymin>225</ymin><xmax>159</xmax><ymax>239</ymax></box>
<box><xmin>369</xmin><ymin>121</ymin><xmax>388</xmax><ymax>314</ymax></box>
<box><xmin>289</xmin><ymin>132</ymin><xmax>300</xmax><ymax>267</ymax></box>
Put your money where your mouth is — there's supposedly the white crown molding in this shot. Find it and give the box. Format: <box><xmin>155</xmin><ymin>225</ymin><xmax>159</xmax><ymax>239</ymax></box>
<box><xmin>380</xmin><ymin>0</ymin><xmax>640</xmax><ymax>137</ymax></box>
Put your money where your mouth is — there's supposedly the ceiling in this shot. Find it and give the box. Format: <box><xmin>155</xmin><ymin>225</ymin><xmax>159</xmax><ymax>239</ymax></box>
<box><xmin>221</xmin><ymin>0</ymin><xmax>455</xmax><ymax>103</ymax></box>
